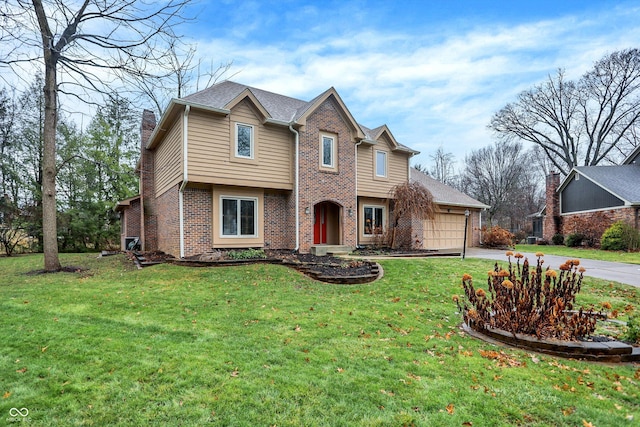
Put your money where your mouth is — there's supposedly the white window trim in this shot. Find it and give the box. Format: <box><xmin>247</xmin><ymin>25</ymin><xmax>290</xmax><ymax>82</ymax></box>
<box><xmin>320</xmin><ymin>135</ymin><xmax>336</xmax><ymax>169</ymax></box>
<box><xmin>219</xmin><ymin>195</ymin><xmax>258</xmax><ymax>238</ymax></box>
<box><xmin>363</xmin><ymin>205</ymin><xmax>385</xmax><ymax>236</ymax></box>
<box><xmin>235</xmin><ymin>122</ymin><xmax>254</xmax><ymax>159</ymax></box>
<box><xmin>375</xmin><ymin>150</ymin><xmax>387</xmax><ymax>177</ymax></box>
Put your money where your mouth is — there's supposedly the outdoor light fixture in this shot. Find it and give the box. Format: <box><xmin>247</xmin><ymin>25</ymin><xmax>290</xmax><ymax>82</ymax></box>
<box><xmin>305</xmin><ymin>207</ymin><xmax>310</xmax><ymax>215</ymax></box>
<box><xmin>348</xmin><ymin>208</ymin><xmax>353</xmax><ymax>217</ymax></box>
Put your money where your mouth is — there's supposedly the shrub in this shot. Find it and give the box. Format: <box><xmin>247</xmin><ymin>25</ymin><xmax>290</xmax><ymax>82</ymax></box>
<box><xmin>227</xmin><ymin>248</ymin><xmax>267</xmax><ymax>260</ymax></box>
<box><xmin>481</xmin><ymin>226</ymin><xmax>514</xmax><ymax>248</ymax></box>
<box><xmin>551</xmin><ymin>233</ymin><xmax>564</xmax><ymax>246</ymax></box>
<box><xmin>565</xmin><ymin>233</ymin><xmax>584</xmax><ymax>247</ymax></box>
<box><xmin>623</xmin><ymin>316</ymin><xmax>640</xmax><ymax>344</ymax></box>
<box><xmin>601</xmin><ymin>221</ymin><xmax>640</xmax><ymax>251</ymax></box>
<box><xmin>455</xmin><ymin>252</ymin><xmax>601</xmax><ymax>340</ymax></box>
<box><xmin>563</xmin><ymin>212</ymin><xmax>612</xmax><ymax>247</ymax></box>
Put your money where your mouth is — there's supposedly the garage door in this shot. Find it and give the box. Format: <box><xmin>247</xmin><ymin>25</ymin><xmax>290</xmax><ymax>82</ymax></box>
<box><xmin>423</xmin><ymin>212</ymin><xmax>467</xmax><ymax>250</ymax></box>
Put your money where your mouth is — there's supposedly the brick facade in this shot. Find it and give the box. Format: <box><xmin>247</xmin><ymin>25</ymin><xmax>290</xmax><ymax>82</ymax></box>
<box><xmin>543</xmin><ymin>172</ymin><xmax>561</xmax><ymax>241</ymax></box>
<box><xmin>264</xmin><ymin>191</ymin><xmax>295</xmax><ymax>249</ymax></box>
<box><xmin>156</xmin><ymin>185</ymin><xmax>180</xmax><ymax>257</ymax></box>
<box><xmin>120</xmin><ymin>198</ymin><xmax>141</xmax><ymax>248</ymax></box>
<box><xmin>140</xmin><ymin>109</ymin><xmax>158</xmax><ymax>251</ymax></box>
<box><xmin>297</xmin><ymin>97</ymin><xmax>358</xmax><ymax>252</ymax></box>
<box><xmin>183</xmin><ymin>187</ymin><xmax>213</xmax><ymax>257</ymax></box>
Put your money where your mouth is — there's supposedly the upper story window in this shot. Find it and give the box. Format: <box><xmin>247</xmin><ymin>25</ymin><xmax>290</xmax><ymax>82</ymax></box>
<box><xmin>375</xmin><ymin>150</ymin><xmax>387</xmax><ymax>177</ymax></box>
<box><xmin>235</xmin><ymin>123</ymin><xmax>254</xmax><ymax>159</ymax></box>
<box><xmin>321</xmin><ymin>135</ymin><xmax>335</xmax><ymax>168</ymax></box>
<box><xmin>221</xmin><ymin>196</ymin><xmax>257</xmax><ymax>237</ymax></box>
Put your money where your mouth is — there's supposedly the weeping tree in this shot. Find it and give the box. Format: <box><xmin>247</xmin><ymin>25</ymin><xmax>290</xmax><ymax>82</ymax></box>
<box><xmin>389</xmin><ymin>181</ymin><xmax>436</xmax><ymax>249</ymax></box>
<box><xmin>1</xmin><ymin>0</ymin><xmax>192</xmax><ymax>271</ymax></box>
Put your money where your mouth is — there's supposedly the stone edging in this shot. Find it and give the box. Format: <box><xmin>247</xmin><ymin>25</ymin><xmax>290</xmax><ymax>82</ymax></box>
<box><xmin>462</xmin><ymin>323</ymin><xmax>640</xmax><ymax>363</ymax></box>
<box><xmin>167</xmin><ymin>258</ymin><xmax>382</xmax><ymax>285</ymax></box>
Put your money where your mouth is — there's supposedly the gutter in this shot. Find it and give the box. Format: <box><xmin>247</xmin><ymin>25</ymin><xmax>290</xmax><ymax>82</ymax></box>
<box><xmin>179</xmin><ymin>105</ymin><xmax>190</xmax><ymax>258</ymax></box>
<box><xmin>289</xmin><ymin>123</ymin><xmax>300</xmax><ymax>252</ymax></box>
<box><xmin>355</xmin><ymin>140</ymin><xmax>363</xmax><ymax>244</ymax></box>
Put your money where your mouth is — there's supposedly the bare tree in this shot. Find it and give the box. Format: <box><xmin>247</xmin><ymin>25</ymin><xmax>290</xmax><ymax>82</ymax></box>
<box><xmin>459</xmin><ymin>141</ymin><xmax>534</xmax><ymax>228</ymax></box>
<box><xmin>490</xmin><ymin>49</ymin><xmax>640</xmax><ymax>176</ymax></box>
<box><xmin>1</xmin><ymin>0</ymin><xmax>191</xmax><ymax>271</ymax></box>
<box><xmin>429</xmin><ymin>146</ymin><xmax>458</xmax><ymax>187</ymax></box>
<box><xmin>121</xmin><ymin>39</ymin><xmax>235</xmax><ymax>118</ymax></box>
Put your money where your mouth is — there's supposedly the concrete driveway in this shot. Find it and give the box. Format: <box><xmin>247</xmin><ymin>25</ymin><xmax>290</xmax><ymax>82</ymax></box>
<box><xmin>466</xmin><ymin>248</ymin><xmax>640</xmax><ymax>288</ymax></box>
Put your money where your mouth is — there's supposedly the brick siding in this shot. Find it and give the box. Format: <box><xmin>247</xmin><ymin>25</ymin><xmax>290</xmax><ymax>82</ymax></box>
<box><xmin>183</xmin><ymin>187</ymin><xmax>213</xmax><ymax>257</ymax></box>
<box><xmin>297</xmin><ymin>97</ymin><xmax>357</xmax><ymax>252</ymax></box>
<box><xmin>140</xmin><ymin>109</ymin><xmax>158</xmax><ymax>251</ymax></box>
<box><xmin>264</xmin><ymin>191</ymin><xmax>295</xmax><ymax>249</ymax></box>
<box><xmin>156</xmin><ymin>185</ymin><xmax>180</xmax><ymax>256</ymax></box>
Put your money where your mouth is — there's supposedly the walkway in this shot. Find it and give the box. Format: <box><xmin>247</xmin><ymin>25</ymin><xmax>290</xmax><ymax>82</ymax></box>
<box><xmin>466</xmin><ymin>248</ymin><xmax>640</xmax><ymax>288</ymax></box>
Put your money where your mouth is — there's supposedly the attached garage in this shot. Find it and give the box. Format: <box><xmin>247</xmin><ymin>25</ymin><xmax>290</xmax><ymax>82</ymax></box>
<box><xmin>423</xmin><ymin>209</ymin><xmax>469</xmax><ymax>250</ymax></box>
<box><xmin>410</xmin><ymin>168</ymin><xmax>489</xmax><ymax>250</ymax></box>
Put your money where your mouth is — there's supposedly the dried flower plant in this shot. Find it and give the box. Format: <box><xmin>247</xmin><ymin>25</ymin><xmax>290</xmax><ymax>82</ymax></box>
<box><xmin>456</xmin><ymin>252</ymin><xmax>602</xmax><ymax>340</ymax></box>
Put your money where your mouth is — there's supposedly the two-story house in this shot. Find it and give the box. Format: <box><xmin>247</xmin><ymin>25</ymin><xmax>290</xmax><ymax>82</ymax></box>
<box><xmin>117</xmin><ymin>81</ymin><xmax>485</xmax><ymax>257</ymax></box>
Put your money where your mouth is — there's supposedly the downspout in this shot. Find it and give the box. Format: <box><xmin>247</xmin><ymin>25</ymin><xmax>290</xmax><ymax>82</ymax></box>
<box><xmin>289</xmin><ymin>124</ymin><xmax>300</xmax><ymax>252</ymax></box>
<box><xmin>179</xmin><ymin>105</ymin><xmax>190</xmax><ymax>258</ymax></box>
<box><xmin>354</xmin><ymin>140</ymin><xmax>363</xmax><ymax>247</ymax></box>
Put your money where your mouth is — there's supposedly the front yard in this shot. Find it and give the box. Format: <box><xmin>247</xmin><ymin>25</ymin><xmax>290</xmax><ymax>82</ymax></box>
<box><xmin>1</xmin><ymin>253</ymin><xmax>638</xmax><ymax>426</ymax></box>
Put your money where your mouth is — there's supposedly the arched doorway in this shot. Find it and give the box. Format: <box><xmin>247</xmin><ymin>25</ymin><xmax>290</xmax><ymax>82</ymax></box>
<box><xmin>313</xmin><ymin>201</ymin><xmax>341</xmax><ymax>245</ymax></box>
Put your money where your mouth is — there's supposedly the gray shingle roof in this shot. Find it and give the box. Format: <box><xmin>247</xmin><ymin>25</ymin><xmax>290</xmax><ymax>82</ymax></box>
<box><xmin>409</xmin><ymin>168</ymin><xmax>489</xmax><ymax>209</ymax></box>
<box><xmin>181</xmin><ymin>81</ymin><xmax>416</xmax><ymax>152</ymax></box>
<box><xmin>574</xmin><ymin>165</ymin><xmax>640</xmax><ymax>203</ymax></box>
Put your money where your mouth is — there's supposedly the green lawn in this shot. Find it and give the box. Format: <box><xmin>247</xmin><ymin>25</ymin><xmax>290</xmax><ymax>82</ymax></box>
<box><xmin>516</xmin><ymin>244</ymin><xmax>640</xmax><ymax>264</ymax></box>
<box><xmin>1</xmin><ymin>253</ymin><xmax>638</xmax><ymax>426</ymax></box>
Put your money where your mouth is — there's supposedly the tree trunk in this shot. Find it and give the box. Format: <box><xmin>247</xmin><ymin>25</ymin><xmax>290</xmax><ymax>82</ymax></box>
<box><xmin>42</xmin><ymin>56</ymin><xmax>61</xmax><ymax>272</ymax></box>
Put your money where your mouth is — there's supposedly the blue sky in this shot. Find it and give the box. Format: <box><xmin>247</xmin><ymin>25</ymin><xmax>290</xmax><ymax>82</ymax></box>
<box><xmin>178</xmin><ymin>0</ymin><xmax>640</xmax><ymax>167</ymax></box>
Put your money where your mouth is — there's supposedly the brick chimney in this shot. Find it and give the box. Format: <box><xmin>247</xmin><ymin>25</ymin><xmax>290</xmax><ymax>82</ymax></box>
<box><xmin>543</xmin><ymin>172</ymin><xmax>561</xmax><ymax>241</ymax></box>
<box><xmin>140</xmin><ymin>109</ymin><xmax>157</xmax><ymax>251</ymax></box>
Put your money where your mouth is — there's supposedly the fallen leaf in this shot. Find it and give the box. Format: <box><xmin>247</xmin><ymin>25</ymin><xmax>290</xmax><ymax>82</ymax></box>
<box><xmin>562</xmin><ymin>407</ymin><xmax>576</xmax><ymax>416</ymax></box>
<box><xmin>446</xmin><ymin>403</ymin><xmax>455</xmax><ymax>414</ymax></box>
<box><xmin>2</xmin><ymin>391</ymin><xmax>10</xmax><ymax>399</ymax></box>
<box><xmin>230</xmin><ymin>368</ymin><xmax>239</xmax><ymax>377</ymax></box>
<box><xmin>462</xmin><ymin>422</ymin><xmax>473</xmax><ymax>427</ymax></box>
<box><xmin>294</xmin><ymin>325</ymin><xmax>301</xmax><ymax>332</ymax></box>
<box><xmin>582</xmin><ymin>420</ymin><xmax>595</xmax><ymax>427</ymax></box>
<box><xmin>337</xmin><ymin>367</ymin><xmax>345</xmax><ymax>373</ymax></box>
<box><xmin>41</xmin><ymin>345</ymin><xmax>49</xmax><ymax>353</ymax></box>
<box><xmin>16</xmin><ymin>367</ymin><xmax>27</xmax><ymax>373</ymax></box>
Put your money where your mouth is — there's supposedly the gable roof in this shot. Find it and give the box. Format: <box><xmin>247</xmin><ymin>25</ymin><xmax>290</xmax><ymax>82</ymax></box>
<box><xmin>623</xmin><ymin>145</ymin><xmax>640</xmax><ymax>165</ymax></box>
<box><xmin>359</xmin><ymin>124</ymin><xmax>419</xmax><ymax>155</ymax></box>
<box><xmin>149</xmin><ymin>80</ymin><xmax>415</xmax><ymax>153</ymax></box>
<box><xmin>409</xmin><ymin>168</ymin><xmax>489</xmax><ymax>209</ymax></box>
<box><xmin>558</xmin><ymin>165</ymin><xmax>640</xmax><ymax>205</ymax></box>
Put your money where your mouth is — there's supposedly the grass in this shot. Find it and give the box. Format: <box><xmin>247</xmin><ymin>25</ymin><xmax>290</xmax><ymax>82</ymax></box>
<box><xmin>0</xmin><ymin>253</ymin><xmax>638</xmax><ymax>426</ymax></box>
<box><xmin>516</xmin><ymin>244</ymin><xmax>640</xmax><ymax>264</ymax></box>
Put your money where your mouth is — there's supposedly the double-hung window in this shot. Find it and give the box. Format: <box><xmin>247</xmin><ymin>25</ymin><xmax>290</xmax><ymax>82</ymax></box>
<box><xmin>364</xmin><ymin>206</ymin><xmax>384</xmax><ymax>236</ymax></box>
<box><xmin>235</xmin><ymin>123</ymin><xmax>254</xmax><ymax>159</ymax></box>
<box><xmin>221</xmin><ymin>197</ymin><xmax>257</xmax><ymax>237</ymax></box>
<box><xmin>375</xmin><ymin>150</ymin><xmax>387</xmax><ymax>177</ymax></box>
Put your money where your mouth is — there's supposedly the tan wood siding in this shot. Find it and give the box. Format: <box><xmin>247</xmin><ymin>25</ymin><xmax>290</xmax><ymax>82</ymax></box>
<box><xmin>187</xmin><ymin>101</ymin><xmax>293</xmax><ymax>189</ymax></box>
<box><xmin>357</xmin><ymin>136</ymin><xmax>410</xmax><ymax>198</ymax></box>
<box><xmin>155</xmin><ymin>118</ymin><xmax>183</xmax><ymax>196</ymax></box>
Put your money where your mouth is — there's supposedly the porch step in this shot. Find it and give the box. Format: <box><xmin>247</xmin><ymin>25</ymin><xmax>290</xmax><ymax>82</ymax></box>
<box><xmin>311</xmin><ymin>245</ymin><xmax>353</xmax><ymax>256</ymax></box>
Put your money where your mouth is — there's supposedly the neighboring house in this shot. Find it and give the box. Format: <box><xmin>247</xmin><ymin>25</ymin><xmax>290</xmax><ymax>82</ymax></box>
<box><xmin>542</xmin><ymin>145</ymin><xmax>640</xmax><ymax>241</ymax></box>
<box><xmin>410</xmin><ymin>168</ymin><xmax>489</xmax><ymax>249</ymax></box>
<box><xmin>117</xmin><ymin>80</ymin><xmax>485</xmax><ymax>257</ymax></box>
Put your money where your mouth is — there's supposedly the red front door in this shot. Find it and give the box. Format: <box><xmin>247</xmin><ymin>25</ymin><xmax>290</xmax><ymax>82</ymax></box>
<box><xmin>314</xmin><ymin>204</ymin><xmax>327</xmax><ymax>244</ymax></box>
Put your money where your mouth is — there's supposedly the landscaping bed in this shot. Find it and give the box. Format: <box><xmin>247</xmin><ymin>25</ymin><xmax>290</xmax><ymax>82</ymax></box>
<box><xmin>157</xmin><ymin>249</ymin><xmax>382</xmax><ymax>284</ymax></box>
